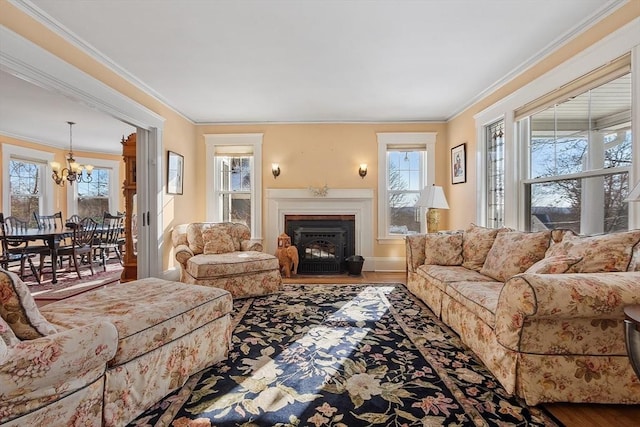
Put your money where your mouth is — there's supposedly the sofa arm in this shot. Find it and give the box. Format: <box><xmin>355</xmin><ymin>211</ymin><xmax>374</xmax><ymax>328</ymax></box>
<box><xmin>241</xmin><ymin>240</ymin><xmax>263</xmax><ymax>252</ymax></box>
<box><xmin>405</xmin><ymin>234</ymin><xmax>426</xmax><ymax>273</ymax></box>
<box><xmin>175</xmin><ymin>243</ymin><xmax>194</xmax><ymax>265</ymax></box>
<box><xmin>0</xmin><ymin>321</ymin><xmax>117</xmax><ymax>406</ymax></box>
<box><xmin>495</xmin><ymin>272</ymin><xmax>640</xmax><ymax>351</ymax></box>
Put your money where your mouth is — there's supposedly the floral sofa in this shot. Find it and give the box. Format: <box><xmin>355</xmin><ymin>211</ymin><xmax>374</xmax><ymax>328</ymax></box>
<box><xmin>172</xmin><ymin>222</ymin><xmax>282</xmax><ymax>298</ymax></box>
<box><xmin>0</xmin><ymin>269</ymin><xmax>233</xmax><ymax>426</ymax></box>
<box><xmin>406</xmin><ymin>224</ymin><xmax>640</xmax><ymax>405</ymax></box>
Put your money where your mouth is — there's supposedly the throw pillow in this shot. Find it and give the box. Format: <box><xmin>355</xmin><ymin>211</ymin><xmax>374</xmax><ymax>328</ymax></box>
<box><xmin>424</xmin><ymin>232</ymin><xmax>463</xmax><ymax>266</ymax></box>
<box><xmin>202</xmin><ymin>228</ymin><xmax>236</xmax><ymax>254</ymax></box>
<box><xmin>525</xmin><ymin>255</ymin><xmax>583</xmax><ymax>274</ymax></box>
<box><xmin>186</xmin><ymin>223</ymin><xmax>206</xmax><ymax>254</ymax></box>
<box><xmin>545</xmin><ymin>230</ymin><xmax>640</xmax><ymax>273</ymax></box>
<box><xmin>0</xmin><ymin>269</ymin><xmax>58</xmax><ymax>340</ymax></box>
<box><xmin>461</xmin><ymin>224</ymin><xmax>504</xmax><ymax>271</ymax></box>
<box><xmin>480</xmin><ymin>230</ymin><xmax>551</xmax><ymax>282</ymax></box>
<box><xmin>0</xmin><ymin>314</ymin><xmax>20</xmax><ymax>346</ymax></box>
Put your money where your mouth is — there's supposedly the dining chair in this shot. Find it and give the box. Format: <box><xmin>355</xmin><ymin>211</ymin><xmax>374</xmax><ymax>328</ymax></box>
<box><xmin>66</xmin><ymin>214</ymin><xmax>81</xmax><ymax>227</ymax></box>
<box><xmin>96</xmin><ymin>212</ymin><xmax>125</xmax><ymax>271</ymax></box>
<box><xmin>54</xmin><ymin>217</ymin><xmax>98</xmax><ymax>279</ymax></box>
<box><xmin>34</xmin><ymin>211</ymin><xmax>64</xmax><ymax>230</ymax></box>
<box><xmin>0</xmin><ymin>213</ymin><xmax>42</xmax><ymax>284</ymax></box>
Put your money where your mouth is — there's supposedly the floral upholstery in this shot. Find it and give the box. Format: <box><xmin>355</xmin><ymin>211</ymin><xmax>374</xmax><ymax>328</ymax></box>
<box><xmin>1</xmin><ymin>273</ymin><xmax>233</xmax><ymax>427</ymax></box>
<box><xmin>0</xmin><ymin>319</ymin><xmax>118</xmax><ymax>426</ymax></box>
<box><xmin>172</xmin><ymin>222</ymin><xmax>282</xmax><ymax>298</ymax></box>
<box><xmin>406</xmin><ymin>227</ymin><xmax>640</xmax><ymax>405</ymax></box>
<box><xmin>545</xmin><ymin>229</ymin><xmax>640</xmax><ymax>273</ymax></box>
<box><xmin>0</xmin><ymin>315</ymin><xmax>19</xmax><ymax>346</ymax></box>
<box><xmin>0</xmin><ymin>269</ymin><xmax>58</xmax><ymax>339</ymax></box>
<box><xmin>461</xmin><ymin>224</ymin><xmax>506</xmax><ymax>271</ymax></box>
<box><xmin>423</xmin><ymin>232</ymin><xmax>463</xmax><ymax>265</ymax></box>
<box><xmin>480</xmin><ymin>230</ymin><xmax>551</xmax><ymax>281</ymax></box>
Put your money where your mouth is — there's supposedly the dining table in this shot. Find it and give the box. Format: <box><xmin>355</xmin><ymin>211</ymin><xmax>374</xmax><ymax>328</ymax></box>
<box><xmin>5</xmin><ymin>227</ymin><xmax>73</xmax><ymax>284</ymax></box>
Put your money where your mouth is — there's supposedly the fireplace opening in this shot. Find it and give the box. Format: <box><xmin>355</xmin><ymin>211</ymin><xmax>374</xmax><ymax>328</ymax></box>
<box><xmin>285</xmin><ymin>215</ymin><xmax>355</xmax><ymax>275</ymax></box>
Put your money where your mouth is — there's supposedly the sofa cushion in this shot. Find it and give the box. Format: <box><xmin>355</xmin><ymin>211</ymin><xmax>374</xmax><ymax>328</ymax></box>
<box><xmin>424</xmin><ymin>232</ymin><xmax>463</xmax><ymax>266</ymax></box>
<box><xmin>461</xmin><ymin>224</ymin><xmax>504</xmax><ymax>271</ymax></box>
<box><xmin>41</xmin><ymin>278</ymin><xmax>233</xmax><ymax>366</ymax></box>
<box><xmin>445</xmin><ymin>281</ymin><xmax>504</xmax><ymax>328</ymax></box>
<box><xmin>202</xmin><ymin>228</ymin><xmax>236</xmax><ymax>254</ymax></box>
<box><xmin>0</xmin><ymin>269</ymin><xmax>57</xmax><ymax>340</ymax></box>
<box><xmin>480</xmin><ymin>230</ymin><xmax>551</xmax><ymax>282</ymax></box>
<box><xmin>186</xmin><ymin>251</ymin><xmax>279</xmax><ymax>280</ymax></box>
<box><xmin>416</xmin><ymin>265</ymin><xmax>495</xmax><ymax>292</ymax></box>
<box><xmin>525</xmin><ymin>255</ymin><xmax>583</xmax><ymax>274</ymax></box>
<box><xmin>0</xmin><ymin>314</ymin><xmax>20</xmax><ymax>346</ymax></box>
<box><xmin>545</xmin><ymin>230</ymin><xmax>640</xmax><ymax>273</ymax></box>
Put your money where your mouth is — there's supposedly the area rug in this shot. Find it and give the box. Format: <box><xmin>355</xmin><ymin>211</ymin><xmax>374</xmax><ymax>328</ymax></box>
<box><xmin>26</xmin><ymin>258</ymin><xmax>123</xmax><ymax>300</ymax></box>
<box><xmin>128</xmin><ymin>284</ymin><xmax>563</xmax><ymax>427</ymax></box>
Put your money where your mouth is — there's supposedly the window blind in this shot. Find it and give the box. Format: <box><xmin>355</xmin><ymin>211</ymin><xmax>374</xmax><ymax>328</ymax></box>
<box><xmin>514</xmin><ymin>53</ymin><xmax>631</xmax><ymax>121</ymax></box>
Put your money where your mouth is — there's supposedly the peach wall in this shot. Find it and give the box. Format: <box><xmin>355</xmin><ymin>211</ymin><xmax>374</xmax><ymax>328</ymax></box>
<box><xmin>445</xmin><ymin>0</ymin><xmax>640</xmax><ymax>230</ymax></box>
<box><xmin>197</xmin><ymin>122</ymin><xmax>447</xmax><ymax>257</ymax></box>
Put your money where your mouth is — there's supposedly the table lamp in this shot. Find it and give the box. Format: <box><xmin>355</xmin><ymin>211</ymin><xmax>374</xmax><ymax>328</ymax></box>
<box><xmin>416</xmin><ymin>185</ymin><xmax>449</xmax><ymax>233</ymax></box>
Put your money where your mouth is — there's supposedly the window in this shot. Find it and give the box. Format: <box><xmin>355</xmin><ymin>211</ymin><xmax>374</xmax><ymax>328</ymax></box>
<box><xmin>66</xmin><ymin>157</ymin><xmax>120</xmax><ymax>222</ymax></box>
<box><xmin>520</xmin><ymin>72</ymin><xmax>631</xmax><ymax>234</ymax></box>
<box><xmin>76</xmin><ymin>168</ymin><xmax>110</xmax><ymax>222</ymax></box>
<box><xmin>205</xmin><ymin>134</ymin><xmax>263</xmax><ymax>238</ymax></box>
<box><xmin>486</xmin><ymin>120</ymin><xmax>505</xmax><ymax>228</ymax></box>
<box><xmin>2</xmin><ymin>144</ymin><xmax>54</xmax><ymax>225</ymax></box>
<box><xmin>377</xmin><ymin>132</ymin><xmax>437</xmax><ymax>240</ymax></box>
<box><xmin>216</xmin><ymin>156</ymin><xmax>252</xmax><ymax>226</ymax></box>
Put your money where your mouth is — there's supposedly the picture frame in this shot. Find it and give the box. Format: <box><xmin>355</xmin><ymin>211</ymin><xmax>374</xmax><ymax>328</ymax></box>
<box><xmin>451</xmin><ymin>143</ymin><xmax>467</xmax><ymax>184</ymax></box>
<box><xmin>167</xmin><ymin>151</ymin><xmax>184</xmax><ymax>195</ymax></box>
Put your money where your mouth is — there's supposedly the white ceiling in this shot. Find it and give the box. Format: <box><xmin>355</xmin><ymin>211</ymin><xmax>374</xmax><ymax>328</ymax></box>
<box><xmin>0</xmin><ymin>0</ymin><xmax>620</xmax><ymax>153</ymax></box>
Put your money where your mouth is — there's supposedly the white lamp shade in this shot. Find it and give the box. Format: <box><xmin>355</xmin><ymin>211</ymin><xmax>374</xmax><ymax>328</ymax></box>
<box><xmin>416</xmin><ymin>185</ymin><xmax>449</xmax><ymax>209</ymax></box>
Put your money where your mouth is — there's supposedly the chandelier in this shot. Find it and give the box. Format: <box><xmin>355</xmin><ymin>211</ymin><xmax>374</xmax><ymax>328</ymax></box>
<box><xmin>50</xmin><ymin>121</ymin><xmax>93</xmax><ymax>186</ymax></box>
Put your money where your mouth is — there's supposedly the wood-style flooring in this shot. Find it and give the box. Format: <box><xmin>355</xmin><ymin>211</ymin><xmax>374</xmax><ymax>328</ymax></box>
<box><xmin>284</xmin><ymin>271</ymin><xmax>640</xmax><ymax>427</ymax></box>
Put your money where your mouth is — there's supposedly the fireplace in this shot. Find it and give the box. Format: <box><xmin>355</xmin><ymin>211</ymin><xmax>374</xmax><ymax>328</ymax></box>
<box><xmin>265</xmin><ymin>188</ymin><xmax>374</xmax><ymax>272</ymax></box>
<box><xmin>285</xmin><ymin>215</ymin><xmax>355</xmax><ymax>274</ymax></box>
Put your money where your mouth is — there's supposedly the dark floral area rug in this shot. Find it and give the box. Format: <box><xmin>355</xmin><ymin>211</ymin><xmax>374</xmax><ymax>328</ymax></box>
<box><xmin>129</xmin><ymin>284</ymin><xmax>563</xmax><ymax>427</ymax></box>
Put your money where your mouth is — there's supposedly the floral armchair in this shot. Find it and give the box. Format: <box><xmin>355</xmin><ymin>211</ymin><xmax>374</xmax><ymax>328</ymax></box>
<box><xmin>171</xmin><ymin>222</ymin><xmax>282</xmax><ymax>298</ymax></box>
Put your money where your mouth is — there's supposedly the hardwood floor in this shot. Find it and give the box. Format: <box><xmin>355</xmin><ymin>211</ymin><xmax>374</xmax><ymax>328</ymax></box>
<box><xmin>284</xmin><ymin>271</ymin><xmax>640</xmax><ymax>427</ymax></box>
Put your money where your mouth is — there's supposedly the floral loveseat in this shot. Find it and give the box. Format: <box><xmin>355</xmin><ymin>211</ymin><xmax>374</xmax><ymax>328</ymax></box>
<box><xmin>406</xmin><ymin>224</ymin><xmax>640</xmax><ymax>405</ymax></box>
<box><xmin>0</xmin><ymin>269</ymin><xmax>233</xmax><ymax>426</ymax></box>
<box><xmin>172</xmin><ymin>222</ymin><xmax>282</xmax><ymax>298</ymax></box>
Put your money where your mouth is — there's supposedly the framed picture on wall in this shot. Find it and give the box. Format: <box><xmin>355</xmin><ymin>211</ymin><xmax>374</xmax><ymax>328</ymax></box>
<box><xmin>167</xmin><ymin>151</ymin><xmax>184</xmax><ymax>195</ymax></box>
<box><xmin>451</xmin><ymin>143</ymin><xmax>466</xmax><ymax>184</ymax></box>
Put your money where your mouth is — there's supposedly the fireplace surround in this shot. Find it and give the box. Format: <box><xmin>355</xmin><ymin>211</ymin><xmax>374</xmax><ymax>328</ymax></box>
<box><xmin>265</xmin><ymin>188</ymin><xmax>374</xmax><ymax>272</ymax></box>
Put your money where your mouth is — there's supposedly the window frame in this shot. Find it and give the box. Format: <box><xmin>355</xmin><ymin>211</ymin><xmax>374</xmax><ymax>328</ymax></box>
<box><xmin>376</xmin><ymin>132</ymin><xmax>437</xmax><ymax>242</ymax></box>
<box><xmin>204</xmin><ymin>133</ymin><xmax>263</xmax><ymax>240</ymax></box>
<box><xmin>474</xmin><ymin>23</ymin><xmax>640</xmax><ymax>231</ymax></box>
<box><xmin>2</xmin><ymin>144</ymin><xmax>55</xmax><ymax>218</ymax></box>
<box><xmin>66</xmin><ymin>156</ymin><xmax>120</xmax><ymax>219</ymax></box>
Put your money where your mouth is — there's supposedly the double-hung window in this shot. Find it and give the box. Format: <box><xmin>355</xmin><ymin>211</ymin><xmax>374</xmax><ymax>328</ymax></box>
<box><xmin>2</xmin><ymin>144</ymin><xmax>54</xmax><ymax>225</ymax></box>
<box><xmin>67</xmin><ymin>157</ymin><xmax>120</xmax><ymax>223</ymax></box>
<box><xmin>205</xmin><ymin>134</ymin><xmax>263</xmax><ymax>238</ymax></box>
<box><xmin>517</xmin><ymin>55</ymin><xmax>632</xmax><ymax>234</ymax></box>
<box><xmin>377</xmin><ymin>132</ymin><xmax>437</xmax><ymax>239</ymax></box>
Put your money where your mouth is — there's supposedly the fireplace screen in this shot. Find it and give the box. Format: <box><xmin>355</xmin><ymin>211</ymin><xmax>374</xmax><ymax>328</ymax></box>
<box><xmin>294</xmin><ymin>227</ymin><xmax>345</xmax><ymax>274</ymax></box>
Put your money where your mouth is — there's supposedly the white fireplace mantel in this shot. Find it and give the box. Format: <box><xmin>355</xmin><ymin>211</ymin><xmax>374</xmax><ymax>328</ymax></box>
<box><xmin>265</xmin><ymin>188</ymin><xmax>374</xmax><ymax>267</ymax></box>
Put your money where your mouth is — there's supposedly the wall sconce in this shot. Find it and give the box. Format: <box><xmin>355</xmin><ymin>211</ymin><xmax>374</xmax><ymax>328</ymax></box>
<box><xmin>272</xmin><ymin>163</ymin><xmax>281</xmax><ymax>179</ymax></box>
<box><xmin>359</xmin><ymin>164</ymin><xmax>367</xmax><ymax>178</ymax></box>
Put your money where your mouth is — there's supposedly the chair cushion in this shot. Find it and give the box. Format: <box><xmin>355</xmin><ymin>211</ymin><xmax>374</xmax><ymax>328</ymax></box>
<box><xmin>480</xmin><ymin>230</ymin><xmax>551</xmax><ymax>282</ymax></box>
<box><xmin>545</xmin><ymin>230</ymin><xmax>640</xmax><ymax>273</ymax></box>
<box><xmin>0</xmin><ymin>269</ymin><xmax>58</xmax><ymax>340</ymax></box>
<box><xmin>186</xmin><ymin>251</ymin><xmax>279</xmax><ymax>279</ymax></box>
<box><xmin>424</xmin><ymin>232</ymin><xmax>463</xmax><ymax>266</ymax></box>
<box><xmin>203</xmin><ymin>228</ymin><xmax>235</xmax><ymax>254</ymax></box>
<box><xmin>41</xmin><ymin>278</ymin><xmax>233</xmax><ymax>366</ymax></box>
<box><xmin>445</xmin><ymin>281</ymin><xmax>504</xmax><ymax>328</ymax></box>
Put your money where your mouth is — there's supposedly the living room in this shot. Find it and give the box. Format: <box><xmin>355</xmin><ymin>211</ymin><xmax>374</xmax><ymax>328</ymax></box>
<box><xmin>1</xmin><ymin>1</ymin><xmax>640</xmax><ymax>426</ymax></box>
